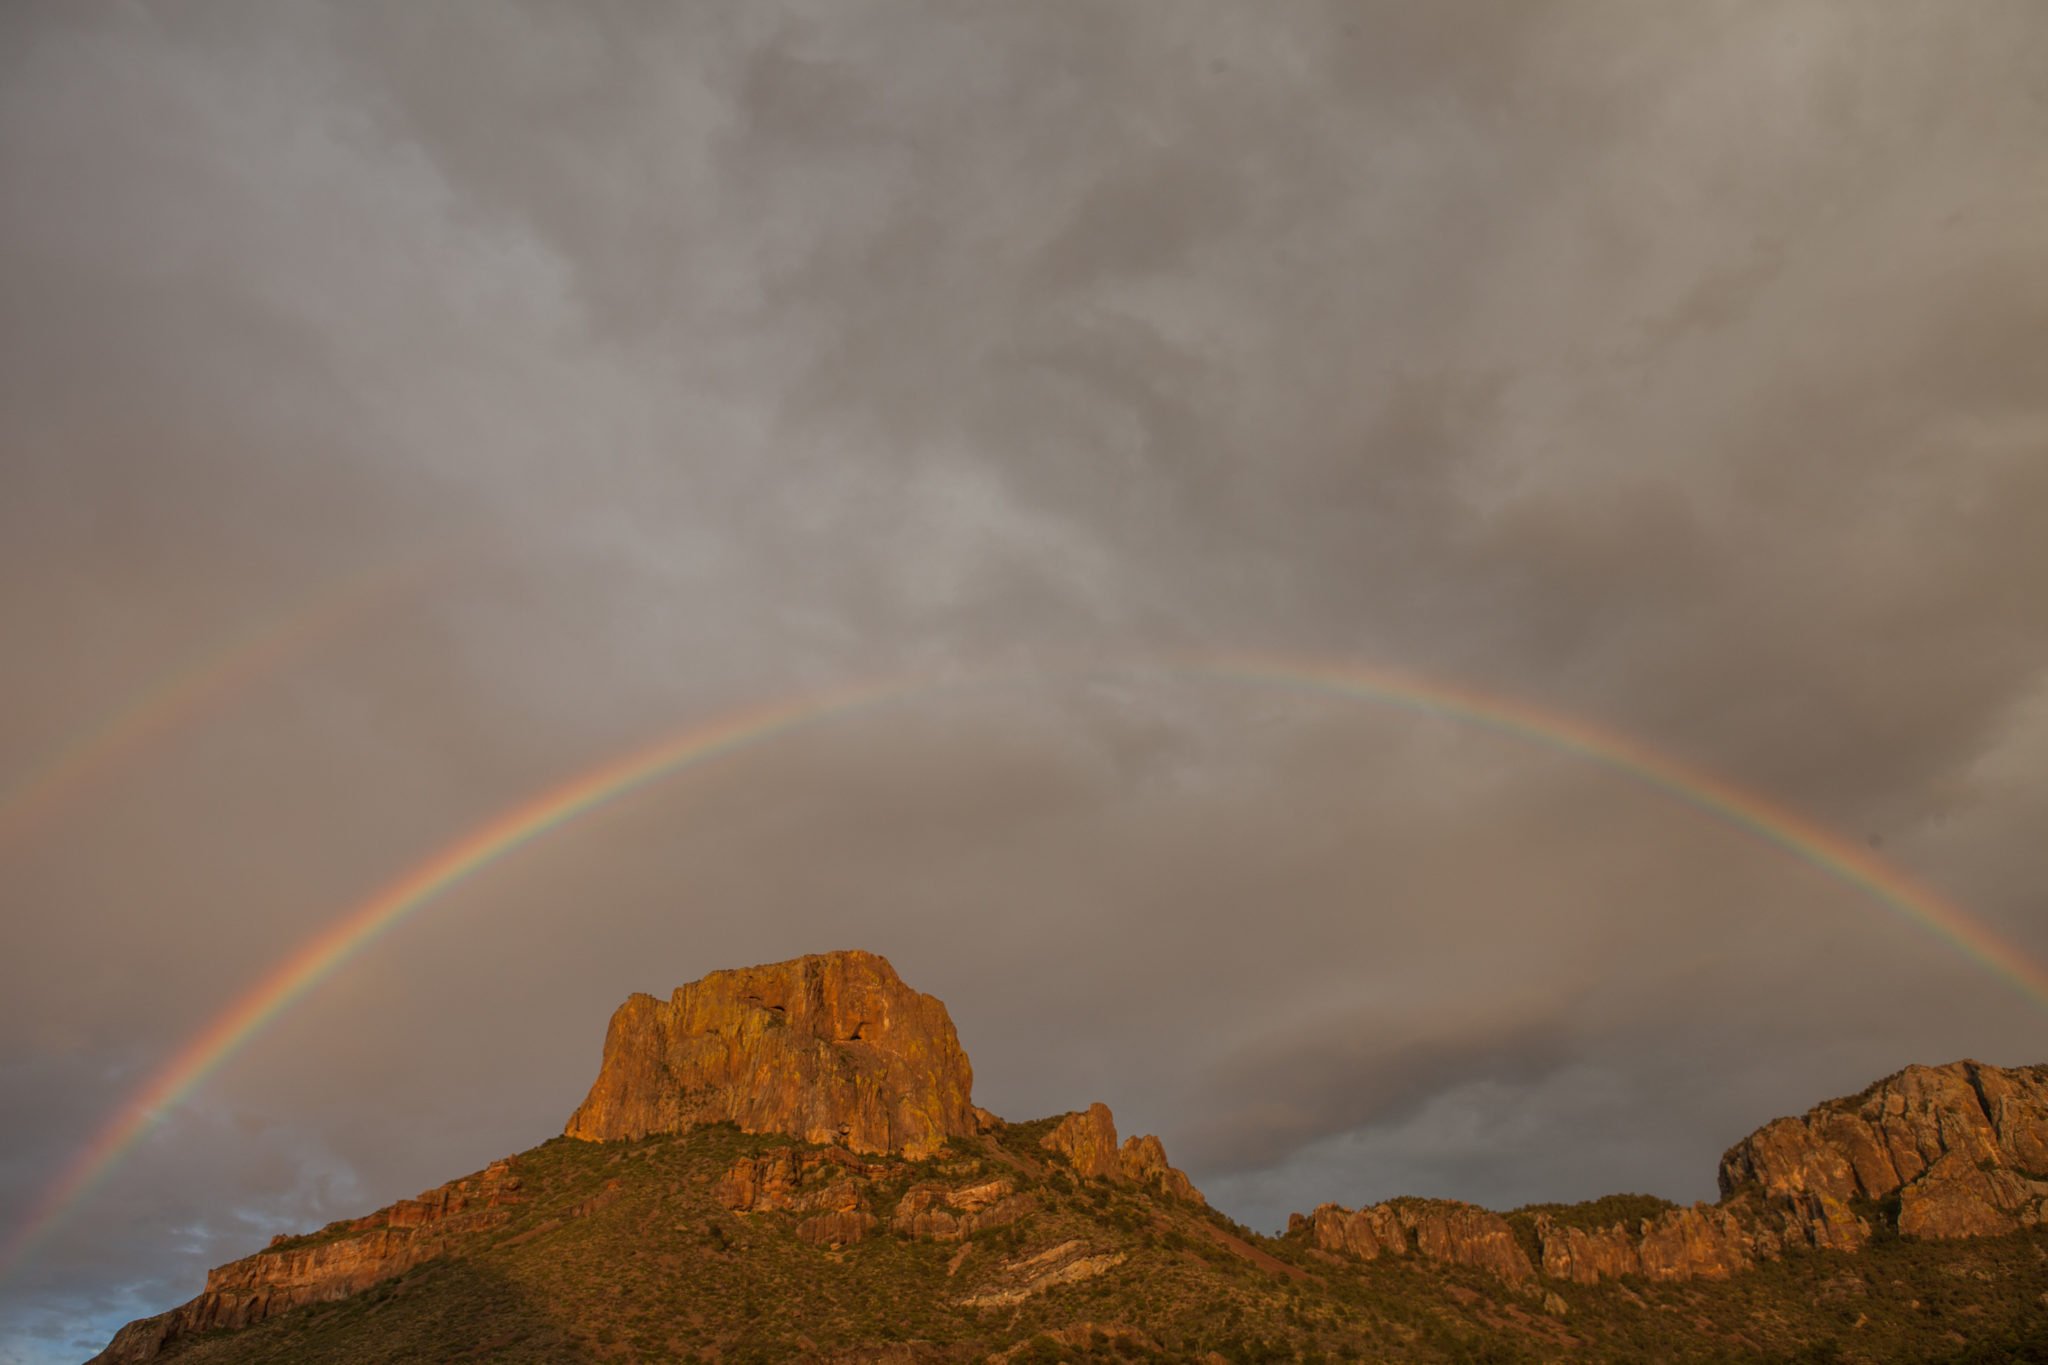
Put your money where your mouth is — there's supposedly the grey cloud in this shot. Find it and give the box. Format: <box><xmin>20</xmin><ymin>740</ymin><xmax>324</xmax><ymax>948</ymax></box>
<box><xmin>4</xmin><ymin>3</ymin><xmax>2047</xmax><ymax>1355</ymax></box>
<box><xmin>1181</xmin><ymin>1000</ymin><xmax>1581</xmax><ymax>1174</ymax></box>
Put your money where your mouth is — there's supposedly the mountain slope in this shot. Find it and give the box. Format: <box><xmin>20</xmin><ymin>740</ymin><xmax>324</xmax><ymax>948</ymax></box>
<box><xmin>87</xmin><ymin>952</ymin><xmax>2048</xmax><ymax>1363</ymax></box>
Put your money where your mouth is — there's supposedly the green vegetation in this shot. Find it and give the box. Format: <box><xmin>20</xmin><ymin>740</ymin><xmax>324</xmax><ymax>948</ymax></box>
<box><xmin>1509</xmin><ymin>1192</ymin><xmax>1680</xmax><ymax>1230</ymax></box>
<box><xmin>1502</xmin><ymin>1192</ymin><xmax>1682</xmax><ymax>1265</ymax></box>
<box><xmin>141</xmin><ymin>1123</ymin><xmax>2048</xmax><ymax>1364</ymax></box>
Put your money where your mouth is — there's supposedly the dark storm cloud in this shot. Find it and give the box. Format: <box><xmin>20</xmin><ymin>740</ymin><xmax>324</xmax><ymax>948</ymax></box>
<box><xmin>4</xmin><ymin>2</ymin><xmax>2047</xmax><ymax>1355</ymax></box>
<box><xmin>1182</xmin><ymin>1000</ymin><xmax>1581</xmax><ymax>1174</ymax></box>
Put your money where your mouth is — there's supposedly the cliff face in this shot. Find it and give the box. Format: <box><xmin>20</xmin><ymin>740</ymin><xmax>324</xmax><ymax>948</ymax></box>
<box><xmin>1719</xmin><ymin>1060</ymin><xmax>2048</xmax><ymax>1244</ymax></box>
<box><xmin>564</xmin><ymin>949</ymin><xmax>978</xmax><ymax>1158</ymax></box>
<box><xmin>1535</xmin><ymin>1205</ymin><xmax>1758</xmax><ymax>1285</ymax></box>
<box><xmin>1292</xmin><ymin>1199</ymin><xmax>1535</xmax><ymax>1284</ymax></box>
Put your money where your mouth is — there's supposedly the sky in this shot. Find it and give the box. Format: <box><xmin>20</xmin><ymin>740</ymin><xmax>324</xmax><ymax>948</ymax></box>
<box><xmin>3</xmin><ymin>2</ymin><xmax>2046</xmax><ymax>1358</ymax></box>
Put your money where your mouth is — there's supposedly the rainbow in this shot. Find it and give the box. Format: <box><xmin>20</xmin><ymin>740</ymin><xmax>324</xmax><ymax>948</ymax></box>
<box><xmin>8</xmin><ymin>656</ymin><xmax>2044</xmax><ymax>1279</ymax></box>
<box><xmin>0</xmin><ymin>562</ymin><xmax>426</xmax><ymax>855</ymax></box>
<box><xmin>1199</xmin><ymin>654</ymin><xmax>2048</xmax><ymax>1009</ymax></box>
<box><xmin>0</xmin><ymin>679</ymin><xmax>902</xmax><ymax>1280</ymax></box>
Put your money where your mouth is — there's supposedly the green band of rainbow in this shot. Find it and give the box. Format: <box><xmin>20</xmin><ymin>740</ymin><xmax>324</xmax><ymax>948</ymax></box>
<box><xmin>7</xmin><ymin>656</ymin><xmax>2041</xmax><ymax>1279</ymax></box>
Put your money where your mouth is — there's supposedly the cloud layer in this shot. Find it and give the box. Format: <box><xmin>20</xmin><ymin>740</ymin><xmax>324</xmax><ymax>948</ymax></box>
<box><xmin>4</xmin><ymin>3</ymin><xmax>2046</xmax><ymax>1356</ymax></box>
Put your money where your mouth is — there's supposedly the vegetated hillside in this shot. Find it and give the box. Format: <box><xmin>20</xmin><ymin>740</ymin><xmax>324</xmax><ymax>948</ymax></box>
<box><xmin>98</xmin><ymin>1118</ymin><xmax>2048</xmax><ymax>1364</ymax></box>
<box><xmin>86</xmin><ymin>953</ymin><xmax>2048</xmax><ymax>1363</ymax></box>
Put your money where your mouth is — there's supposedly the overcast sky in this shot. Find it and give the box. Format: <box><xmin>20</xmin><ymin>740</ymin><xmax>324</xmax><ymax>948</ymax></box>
<box><xmin>5</xmin><ymin>3</ymin><xmax>2047</xmax><ymax>1358</ymax></box>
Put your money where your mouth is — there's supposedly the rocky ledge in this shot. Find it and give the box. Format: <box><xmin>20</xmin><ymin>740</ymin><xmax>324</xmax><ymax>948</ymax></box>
<box><xmin>90</xmin><ymin>1159</ymin><xmax>526</xmax><ymax>1364</ymax></box>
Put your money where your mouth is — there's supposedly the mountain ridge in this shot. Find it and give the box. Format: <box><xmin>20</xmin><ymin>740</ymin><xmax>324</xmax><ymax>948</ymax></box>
<box><xmin>86</xmin><ymin>952</ymin><xmax>2048</xmax><ymax>1362</ymax></box>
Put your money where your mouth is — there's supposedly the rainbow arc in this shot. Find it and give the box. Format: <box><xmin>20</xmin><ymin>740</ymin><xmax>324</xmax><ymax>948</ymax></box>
<box><xmin>5</xmin><ymin>655</ymin><xmax>2041</xmax><ymax>1280</ymax></box>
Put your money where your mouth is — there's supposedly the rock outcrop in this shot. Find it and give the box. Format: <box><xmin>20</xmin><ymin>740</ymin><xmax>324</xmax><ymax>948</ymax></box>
<box><xmin>713</xmin><ymin>1144</ymin><xmax>1039</xmax><ymax>1248</ymax></box>
<box><xmin>565</xmin><ymin>950</ymin><xmax>977</xmax><ymax>1159</ymax></box>
<box><xmin>1287</xmin><ymin>1062</ymin><xmax>2048</xmax><ymax>1292</ymax></box>
<box><xmin>1043</xmin><ymin>1103</ymin><xmax>1124</xmax><ymax>1179</ymax></box>
<box><xmin>90</xmin><ymin>1159</ymin><xmax>526</xmax><ymax>1364</ymax></box>
<box><xmin>958</xmin><ymin>1239</ymin><xmax>1129</xmax><ymax>1309</ymax></box>
<box><xmin>1040</xmin><ymin>1102</ymin><xmax>1205</xmax><ymax>1203</ymax></box>
<box><xmin>1121</xmin><ymin>1133</ymin><xmax>1204</xmax><ymax>1204</ymax></box>
<box><xmin>891</xmin><ymin>1177</ymin><xmax>1034</xmax><ymax>1241</ymax></box>
<box><xmin>1536</xmin><ymin>1205</ymin><xmax>1758</xmax><ymax>1285</ymax></box>
<box><xmin>1292</xmin><ymin>1199</ymin><xmax>1535</xmax><ymax>1284</ymax></box>
<box><xmin>1719</xmin><ymin>1060</ymin><xmax>2048</xmax><ymax>1244</ymax></box>
<box><xmin>714</xmin><ymin>1145</ymin><xmax>881</xmax><ymax>1245</ymax></box>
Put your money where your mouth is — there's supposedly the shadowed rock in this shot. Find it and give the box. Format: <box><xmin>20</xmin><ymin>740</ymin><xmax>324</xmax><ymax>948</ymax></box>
<box><xmin>89</xmin><ymin>1160</ymin><xmax>526</xmax><ymax>1364</ymax></box>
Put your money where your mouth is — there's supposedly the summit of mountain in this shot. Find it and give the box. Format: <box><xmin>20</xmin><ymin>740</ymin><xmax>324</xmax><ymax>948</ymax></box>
<box><xmin>562</xmin><ymin>949</ymin><xmax>979</xmax><ymax>1159</ymax></box>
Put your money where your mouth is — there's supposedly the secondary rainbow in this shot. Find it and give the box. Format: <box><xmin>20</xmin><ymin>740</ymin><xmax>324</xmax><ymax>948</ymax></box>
<box><xmin>0</xmin><ymin>561</ymin><xmax>426</xmax><ymax>854</ymax></box>
<box><xmin>11</xmin><ymin>656</ymin><xmax>2044</xmax><ymax>1279</ymax></box>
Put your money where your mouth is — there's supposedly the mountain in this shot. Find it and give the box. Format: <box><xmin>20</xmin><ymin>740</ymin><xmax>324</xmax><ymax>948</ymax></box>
<box><xmin>88</xmin><ymin>951</ymin><xmax>2048</xmax><ymax>1362</ymax></box>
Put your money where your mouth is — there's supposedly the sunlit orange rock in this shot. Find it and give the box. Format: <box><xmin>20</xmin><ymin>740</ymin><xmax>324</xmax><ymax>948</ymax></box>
<box><xmin>1537</xmin><ymin>1205</ymin><xmax>1756</xmax><ymax>1285</ymax></box>
<box><xmin>1041</xmin><ymin>1101</ymin><xmax>1205</xmax><ymax>1203</ymax></box>
<box><xmin>565</xmin><ymin>949</ymin><xmax>978</xmax><ymax>1159</ymax></box>
<box><xmin>890</xmin><ymin>1178</ymin><xmax>1033</xmax><ymax>1240</ymax></box>
<box><xmin>1296</xmin><ymin>1198</ymin><xmax>1534</xmax><ymax>1284</ymax></box>
<box><xmin>1719</xmin><ymin>1060</ymin><xmax>2048</xmax><ymax>1245</ymax></box>
<box><xmin>1121</xmin><ymin>1132</ymin><xmax>1206</xmax><ymax>1205</ymax></box>
<box><xmin>1042</xmin><ymin>1102</ymin><xmax>1124</xmax><ymax>1179</ymax></box>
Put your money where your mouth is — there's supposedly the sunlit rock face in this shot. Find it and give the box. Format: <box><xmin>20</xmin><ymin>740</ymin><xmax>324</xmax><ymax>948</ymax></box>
<box><xmin>1039</xmin><ymin>1101</ymin><xmax>1206</xmax><ymax>1204</ymax></box>
<box><xmin>1718</xmin><ymin>1059</ymin><xmax>2048</xmax><ymax>1243</ymax></box>
<box><xmin>1041</xmin><ymin>1103</ymin><xmax>1122</xmax><ymax>1179</ymax></box>
<box><xmin>563</xmin><ymin>949</ymin><xmax>978</xmax><ymax>1159</ymax></box>
<box><xmin>1283</xmin><ymin>1060</ymin><xmax>2048</xmax><ymax>1293</ymax></box>
<box><xmin>1293</xmin><ymin>1199</ymin><xmax>1536</xmax><ymax>1284</ymax></box>
<box><xmin>1536</xmin><ymin>1205</ymin><xmax>1759</xmax><ymax>1285</ymax></box>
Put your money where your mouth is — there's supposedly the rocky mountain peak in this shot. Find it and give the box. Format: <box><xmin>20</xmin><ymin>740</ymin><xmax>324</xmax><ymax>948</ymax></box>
<box><xmin>563</xmin><ymin>949</ymin><xmax>977</xmax><ymax>1158</ymax></box>
<box><xmin>1718</xmin><ymin>1058</ymin><xmax>2048</xmax><ymax>1243</ymax></box>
